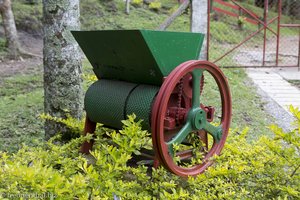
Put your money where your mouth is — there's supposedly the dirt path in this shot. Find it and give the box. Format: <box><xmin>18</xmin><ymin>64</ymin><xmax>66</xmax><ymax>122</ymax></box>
<box><xmin>0</xmin><ymin>30</ymin><xmax>43</xmax><ymax>78</ymax></box>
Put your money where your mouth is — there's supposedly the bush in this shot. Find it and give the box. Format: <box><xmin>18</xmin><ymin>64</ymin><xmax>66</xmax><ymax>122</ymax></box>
<box><xmin>0</xmin><ymin>107</ymin><xmax>299</xmax><ymax>199</ymax></box>
<box><xmin>149</xmin><ymin>1</ymin><xmax>162</xmax><ymax>11</ymax></box>
<box><xmin>131</xmin><ymin>0</ymin><xmax>143</xmax><ymax>7</ymax></box>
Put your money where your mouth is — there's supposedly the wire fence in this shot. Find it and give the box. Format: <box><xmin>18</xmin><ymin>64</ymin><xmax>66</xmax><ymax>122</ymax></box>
<box><xmin>208</xmin><ymin>0</ymin><xmax>300</xmax><ymax>68</ymax></box>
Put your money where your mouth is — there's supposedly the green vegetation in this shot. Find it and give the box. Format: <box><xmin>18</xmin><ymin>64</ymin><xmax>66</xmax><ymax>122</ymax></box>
<box><xmin>0</xmin><ymin>89</ymin><xmax>44</xmax><ymax>152</ymax></box>
<box><xmin>0</xmin><ymin>64</ymin><xmax>44</xmax><ymax>152</ymax></box>
<box><xmin>12</xmin><ymin>0</ymin><xmax>43</xmax><ymax>35</ymax></box>
<box><xmin>0</xmin><ymin>108</ymin><xmax>299</xmax><ymax>199</ymax></box>
<box><xmin>79</xmin><ymin>0</ymin><xmax>188</xmax><ymax>31</ymax></box>
<box><xmin>288</xmin><ymin>80</ymin><xmax>300</xmax><ymax>90</ymax></box>
<box><xmin>0</xmin><ymin>72</ymin><xmax>42</xmax><ymax>96</ymax></box>
<box><xmin>0</xmin><ymin>38</ymin><xmax>7</xmax><ymax>57</ymax></box>
<box><xmin>149</xmin><ymin>1</ymin><xmax>162</xmax><ymax>11</ymax></box>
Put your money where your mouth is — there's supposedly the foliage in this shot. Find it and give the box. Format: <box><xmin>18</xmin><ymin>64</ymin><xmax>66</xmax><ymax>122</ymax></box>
<box><xmin>12</xmin><ymin>0</ymin><xmax>43</xmax><ymax>35</ymax></box>
<box><xmin>0</xmin><ymin>38</ymin><xmax>7</xmax><ymax>51</ymax></box>
<box><xmin>0</xmin><ymin>107</ymin><xmax>299</xmax><ymax>199</ymax></box>
<box><xmin>0</xmin><ymin>38</ymin><xmax>8</xmax><ymax>58</ymax></box>
<box><xmin>131</xmin><ymin>0</ymin><xmax>143</xmax><ymax>7</ymax></box>
<box><xmin>237</xmin><ymin>16</ymin><xmax>246</xmax><ymax>30</ymax></box>
<box><xmin>149</xmin><ymin>1</ymin><xmax>162</xmax><ymax>11</ymax></box>
<box><xmin>288</xmin><ymin>80</ymin><xmax>300</xmax><ymax>90</ymax></box>
<box><xmin>0</xmin><ymin>66</ymin><xmax>44</xmax><ymax>152</ymax></box>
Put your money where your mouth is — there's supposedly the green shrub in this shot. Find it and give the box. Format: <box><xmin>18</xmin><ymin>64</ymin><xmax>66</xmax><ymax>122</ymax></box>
<box><xmin>149</xmin><ymin>1</ymin><xmax>162</xmax><ymax>11</ymax></box>
<box><xmin>131</xmin><ymin>0</ymin><xmax>143</xmax><ymax>7</ymax></box>
<box><xmin>0</xmin><ymin>107</ymin><xmax>299</xmax><ymax>199</ymax></box>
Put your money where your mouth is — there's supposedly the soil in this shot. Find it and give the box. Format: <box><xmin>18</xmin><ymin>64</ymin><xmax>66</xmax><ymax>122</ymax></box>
<box><xmin>0</xmin><ymin>30</ymin><xmax>43</xmax><ymax>79</ymax></box>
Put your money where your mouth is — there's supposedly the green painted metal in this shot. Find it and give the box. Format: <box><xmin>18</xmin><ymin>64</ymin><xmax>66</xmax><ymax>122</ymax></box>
<box><xmin>167</xmin><ymin>106</ymin><xmax>223</xmax><ymax>156</ymax></box>
<box><xmin>192</xmin><ymin>69</ymin><xmax>203</xmax><ymax>107</ymax></box>
<box><xmin>72</xmin><ymin>30</ymin><xmax>204</xmax><ymax>85</ymax></box>
<box><xmin>166</xmin><ymin>69</ymin><xmax>223</xmax><ymax>155</ymax></box>
<box><xmin>85</xmin><ymin>79</ymin><xmax>137</xmax><ymax>129</ymax></box>
<box><xmin>85</xmin><ymin>79</ymin><xmax>159</xmax><ymax>130</ymax></box>
<box><xmin>141</xmin><ymin>30</ymin><xmax>204</xmax><ymax>78</ymax></box>
<box><xmin>126</xmin><ymin>84</ymin><xmax>159</xmax><ymax>130</ymax></box>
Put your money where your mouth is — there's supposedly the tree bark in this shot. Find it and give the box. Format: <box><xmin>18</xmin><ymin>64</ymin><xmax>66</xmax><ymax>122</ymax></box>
<box><xmin>43</xmin><ymin>0</ymin><xmax>83</xmax><ymax>139</ymax></box>
<box><xmin>0</xmin><ymin>0</ymin><xmax>20</xmax><ymax>59</ymax></box>
<box><xmin>190</xmin><ymin>0</ymin><xmax>208</xmax><ymax>60</ymax></box>
<box><xmin>157</xmin><ymin>0</ymin><xmax>190</xmax><ymax>31</ymax></box>
<box><xmin>125</xmin><ymin>0</ymin><xmax>131</xmax><ymax>14</ymax></box>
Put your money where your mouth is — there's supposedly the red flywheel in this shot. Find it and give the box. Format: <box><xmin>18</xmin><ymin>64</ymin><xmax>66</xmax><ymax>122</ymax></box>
<box><xmin>151</xmin><ymin>60</ymin><xmax>232</xmax><ymax>177</ymax></box>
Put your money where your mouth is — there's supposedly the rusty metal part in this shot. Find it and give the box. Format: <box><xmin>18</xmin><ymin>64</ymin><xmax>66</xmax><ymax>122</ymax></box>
<box><xmin>80</xmin><ymin>117</ymin><xmax>97</xmax><ymax>154</ymax></box>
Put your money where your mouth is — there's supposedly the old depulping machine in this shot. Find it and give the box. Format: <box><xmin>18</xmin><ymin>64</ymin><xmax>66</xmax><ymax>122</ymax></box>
<box><xmin>72</xmin><ymin>30</ymin><xmax>232</xmax><ymax>177</ymax></box>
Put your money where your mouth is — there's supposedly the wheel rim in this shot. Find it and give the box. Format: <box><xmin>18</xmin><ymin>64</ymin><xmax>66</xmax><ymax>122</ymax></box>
<box><xmin>151</xmin><ymin>60</ymin><xmax>232</xmax><ymax>177</ymax></box>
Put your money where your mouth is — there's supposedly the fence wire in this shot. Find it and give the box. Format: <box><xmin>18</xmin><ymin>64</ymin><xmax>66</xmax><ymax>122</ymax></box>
<box><xmin>208</xmin><ymin>0</ymin><xmax>300</xmax><ymax>68</ymax></box>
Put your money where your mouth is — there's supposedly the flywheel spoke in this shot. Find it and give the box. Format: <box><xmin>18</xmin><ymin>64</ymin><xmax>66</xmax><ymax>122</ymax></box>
<box><xmin>167</xmin><ymin>122</ymin><xmax>193</xmax><ymax>156</ymax></box>
<box><xmin>192</xmin><ymin>69</ymin><xmax>204</xmax><ymax>108</ymax></box>
<box><xmin>203</xmin><ymin>122</ymin><xmax>222</xmax><ymax>142</ymax></box>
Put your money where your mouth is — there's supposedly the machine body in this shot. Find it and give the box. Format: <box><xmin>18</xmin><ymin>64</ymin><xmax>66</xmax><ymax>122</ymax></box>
<box><xmin>72</xmin><ymin>30</ymin><xmax>232</xmax><ymax>177</ymax></box>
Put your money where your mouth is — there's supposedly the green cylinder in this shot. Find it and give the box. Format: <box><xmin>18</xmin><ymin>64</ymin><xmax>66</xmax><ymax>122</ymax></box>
<box><xmin>126</xmin><ymin>84</ymin><xmax>159</xmax><ymax>130</ymax></box>
<box><xmin>85</xmin><ymin>79</ymin><xmax>137</xmax><ymax>129</ymax></box>
<box><xmin>85</xmin><ymin>79</ymin><xmax>159</xmax><ymax>130</ymax></box>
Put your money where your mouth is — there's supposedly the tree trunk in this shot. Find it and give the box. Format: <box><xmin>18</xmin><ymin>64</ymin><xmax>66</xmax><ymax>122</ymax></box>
<box><xmin>190</xmin><ymin>0</ymin><xmax>208</xmax><ymax>60</ymax></box>
<box><xmin>0</xmin><ymin>0</ymin><xmax>20</xmax><ymax>59</ymax></box>
<box><xmin>43</xmin><ymin>0</ymin><xmax>83</xmax><ymax>139</ymax></box>
<box><xmin>125</xmin><ymin>0</ymin><xmax>131</xmax><ymax>14</ymax></box>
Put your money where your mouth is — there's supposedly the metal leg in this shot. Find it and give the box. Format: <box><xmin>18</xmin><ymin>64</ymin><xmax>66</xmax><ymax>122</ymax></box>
<box><xmin>153</xmin><ymin>157</ymin><xmax>160</xmax><ymax>169</ymax></box>
<box><xmin>198</xmin><ymin>130</ymin><xmax>208</xmax><ymax>152</ymax></box>
<box><xmin>80</xmin><ymin>116</ymin><xmax>96</xmax><ymax>154</ymax></box>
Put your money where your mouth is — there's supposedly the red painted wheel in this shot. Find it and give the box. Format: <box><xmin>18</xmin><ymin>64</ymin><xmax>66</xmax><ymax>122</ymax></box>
<box><xmin>151</xmin><ymin>60</ymin><xmax>232</xmax><ymax>177</ymax></box>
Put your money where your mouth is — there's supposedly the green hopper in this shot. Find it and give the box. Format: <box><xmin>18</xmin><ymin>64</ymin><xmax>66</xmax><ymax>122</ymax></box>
<box><xmin>72</xmin><ymin>29</ymin><xmax>204</xmax><ymax>85</ymax></box>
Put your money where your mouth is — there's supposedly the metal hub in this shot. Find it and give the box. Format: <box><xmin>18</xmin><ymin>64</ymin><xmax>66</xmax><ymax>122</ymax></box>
<box><xmin>193</xmin><ymin>109</ymin><xmax>206</xmax><ymax>130</ymax></box>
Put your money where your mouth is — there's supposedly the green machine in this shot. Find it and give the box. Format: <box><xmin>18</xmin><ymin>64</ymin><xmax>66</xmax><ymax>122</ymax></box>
<box><xmin>72</xmin><ymin>30</ymin><xmax>232</xmax><ymax>177</ymax></box>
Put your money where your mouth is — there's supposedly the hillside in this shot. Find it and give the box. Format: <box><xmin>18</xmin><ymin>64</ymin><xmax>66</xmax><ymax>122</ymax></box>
<box><xmin>11</xmin><ymin>0</ymin><xmax>188</xmax><ymax>34</ymax></box>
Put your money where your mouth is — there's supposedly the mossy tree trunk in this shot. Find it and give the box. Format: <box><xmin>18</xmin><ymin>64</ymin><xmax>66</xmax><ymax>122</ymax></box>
<box><xmin>0</xmin><ymin>0</ymin><xmax>21</xmax><ymax>59</ymax></box>
<box><xmin>190</xmin><ymin>0</ymin><xmax>208</xmax><ymax>60</ymax></box>
<box><xmin>43</xmin><ymin>0</ymin><xmax>83</xmax><ymax>139</ymax></box>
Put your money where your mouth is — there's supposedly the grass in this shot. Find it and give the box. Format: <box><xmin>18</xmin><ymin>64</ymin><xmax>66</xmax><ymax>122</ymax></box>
<box><xmin>202</xmin><ymin>56</ymin><xmax>274</xmax><ymax>141</ymax></box>
<box><xmin>80</xmin><ymin>0</ymin><xmax>188</xmax><ymax>31</ymax></box>
<box><xmin>0</xmin><ymin>73</ymin><xmax>42</xmax><ymax>96</ymax></box>
<box><xmin>12</xmin><ymin>0</ymin><xmax>43</xmax><ymax>35</ymax></box>
<box><xmin>0</xmin><ymin>0</ymin><xmax>286</xmax><ymax>152</ymax></box>
<box><xmin>0</xmin><ymin>61</ymin><xmax>44</xmax><ymax>152</ymax></box>
<box><xmin>0</xmin><ymin>88</ymin><xmax>44</xmax><ymax>152</ymax></box>
<box><xmin>288</xmin><ymin>80</ymin><xmax>300</xmax><ymax>90</ymax></box>
<box><xmin>210</xmin><ymin>0</ymin><xmax>299</xmax><ymax>50</ymax></box>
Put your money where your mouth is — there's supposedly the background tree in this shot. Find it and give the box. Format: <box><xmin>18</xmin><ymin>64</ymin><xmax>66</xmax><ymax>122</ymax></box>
<box><xmin>125</xmin><ymin>0</ymin><xmax>131</xmax><ymax>14</ymax></box>
<box><xmin>190</xmin><ymin>0</ymin><xmax>208</xmax><ymax>60</ymax></box>
<box><xmin>0</xmin><ymin>0</ymin><xmax>21</xmax><ymax>59</ymax></box>
<box><xmin>43</xmin><ymin>0</ymin><xmax>83</xmax><ymax>139</ymax></box>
